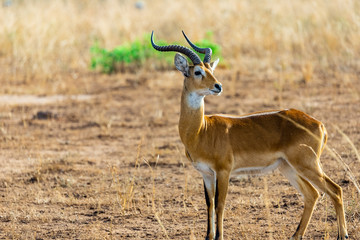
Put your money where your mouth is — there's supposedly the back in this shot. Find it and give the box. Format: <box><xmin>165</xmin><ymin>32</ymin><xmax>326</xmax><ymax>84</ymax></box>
<box><xmin>207</xmin><ymin>109</ymin><xmax>323</xmax><ymax>154</ymax></box>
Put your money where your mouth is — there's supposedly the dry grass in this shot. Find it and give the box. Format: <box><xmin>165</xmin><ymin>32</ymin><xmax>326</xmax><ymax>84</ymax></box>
<box><xmin>0</xmin><ymin>0</ymin><xmax>360</xmax><ymax>93</ymax></box>
<box><xmin>0</xmin><ymin>0</ymin><xmax>360</xmax><ymax>239</ymax></box>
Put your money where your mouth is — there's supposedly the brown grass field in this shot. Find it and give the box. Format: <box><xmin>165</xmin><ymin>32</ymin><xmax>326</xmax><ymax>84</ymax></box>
<box><xmin>0</xmin><ymin>0</ymin><xmax>360</xmax><ymax>239</ymax></box>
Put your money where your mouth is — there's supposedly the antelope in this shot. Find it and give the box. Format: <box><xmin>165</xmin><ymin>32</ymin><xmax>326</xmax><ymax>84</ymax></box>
<box><xmin>151</xmin><ymin>31</ymin><xmax>348</xmax><ymax>240</ymax></box>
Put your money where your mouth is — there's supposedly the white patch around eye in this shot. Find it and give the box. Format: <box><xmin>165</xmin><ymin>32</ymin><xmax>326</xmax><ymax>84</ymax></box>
<box><xmin>194</xmin><ymin>66</ymin><xmax>205</xmax><ymax>78</ymax></box>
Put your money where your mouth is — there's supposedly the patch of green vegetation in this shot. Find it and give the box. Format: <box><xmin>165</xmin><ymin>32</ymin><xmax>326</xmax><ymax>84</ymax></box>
<box><xmin>90</xmin><ymin>32</ymin><xmax>222</xmax><ymax>74</ymax></box>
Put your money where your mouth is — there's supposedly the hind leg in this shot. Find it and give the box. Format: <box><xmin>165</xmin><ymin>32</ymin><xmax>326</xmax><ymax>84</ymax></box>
<box><xmin>279</xmin><ymin>161</ymin><xmax>320</xmax><ymax>239</ymax></box>
<box><xmin>304</xmin><ymin>172</ymin><xmax>348</xmax><ymax>239</ymax></box>
<box><xmin>286</xmin><ymin>151</ymin><xmax>348</xmax><ymax>239</ymax></box>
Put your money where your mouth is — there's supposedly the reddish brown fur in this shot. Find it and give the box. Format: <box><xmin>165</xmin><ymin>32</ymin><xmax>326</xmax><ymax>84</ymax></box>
<box><xmin>174</xmin><ymin>59</ymin><xmax>348</xmax><ymax>240</ymax></box>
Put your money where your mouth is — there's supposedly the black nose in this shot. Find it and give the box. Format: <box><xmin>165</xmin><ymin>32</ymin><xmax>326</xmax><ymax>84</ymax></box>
<box><xmin>214</xmin><ymin>83</ymin><xmax>222</xmax><ymax>92</ymax></box>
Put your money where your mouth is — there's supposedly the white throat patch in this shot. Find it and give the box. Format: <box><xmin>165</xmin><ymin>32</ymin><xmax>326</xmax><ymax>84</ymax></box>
<box><xmin>187</xmin><ymin>92</ymin><xmax>204</xmax><ymax>109</ymax></box>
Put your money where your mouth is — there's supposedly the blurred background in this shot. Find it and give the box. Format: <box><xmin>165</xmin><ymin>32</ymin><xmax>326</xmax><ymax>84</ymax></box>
<box><xmin>0</xmin><ymin>1</ymin><xmax>359</xmax><ymax>239</ymax></box>
<box><xmin>0</xmin><ymin>0</ymin><xmax>359</xmax><ymax>94</ymax></box>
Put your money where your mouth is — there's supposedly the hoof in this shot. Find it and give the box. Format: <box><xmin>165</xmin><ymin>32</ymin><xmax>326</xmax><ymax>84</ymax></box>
<box><xmin>337</xmin><ymin>234</ymin><xmax>349</xmax><ymax>240</ymax></box>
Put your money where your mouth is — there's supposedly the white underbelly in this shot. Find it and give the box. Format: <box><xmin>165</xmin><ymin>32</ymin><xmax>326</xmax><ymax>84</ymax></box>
<box><xmin>231</xmin><ymin>152</ymin><xmax>287</xmax><ymax>177</ymax></box>
<box><xmin>230</xmin><ymin>159</ymin><xmax>283</xmax><ymax>177</ymax></box>
<box><xmin>191</xmin><ymin>152</ymin><xmax>287</xmax><ymax>178</ymax></box>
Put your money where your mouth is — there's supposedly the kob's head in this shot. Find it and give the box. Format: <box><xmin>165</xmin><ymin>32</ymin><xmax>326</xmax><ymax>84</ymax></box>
<box><xmin>151</xmin><ymin>31</ymin><xmax>222</xmax><ymax>96</ymax></box>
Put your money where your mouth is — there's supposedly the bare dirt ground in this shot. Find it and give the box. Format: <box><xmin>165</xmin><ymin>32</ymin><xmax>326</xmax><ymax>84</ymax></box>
<box><xmin>0</xmin><ymin>68</ymin><xmax>359</xmax><ymax>239</ymax></box>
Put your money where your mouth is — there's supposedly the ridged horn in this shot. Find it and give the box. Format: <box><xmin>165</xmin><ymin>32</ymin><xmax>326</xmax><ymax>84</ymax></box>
<box><xmin>182</xmin><ymin>31</ymin><xmax>212</xmax><ymax>63</ymax></box>
<box><xmin>151</xmin><ymin>31</ymin><xmax>202</xmax><ymax>65</ymax></box>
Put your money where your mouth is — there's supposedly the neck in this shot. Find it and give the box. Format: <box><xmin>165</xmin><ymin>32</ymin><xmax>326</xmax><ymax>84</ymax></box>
<box><xmin>179</xmin><ymin>87</ymin><xmax>206</xmax><ymax>148</ymax></box>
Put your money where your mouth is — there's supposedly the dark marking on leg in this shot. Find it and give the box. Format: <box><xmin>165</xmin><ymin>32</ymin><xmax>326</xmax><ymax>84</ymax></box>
<box><xmin>215</xmin><ymin>179</ymin><xmax>219</xmax><ymax>239</ymax></box>
<box><xmin>204</xmin><ymin>181</ymin><xmax>210</xmax><ymax>207</ymax></box>
<box><xmin>215</xmin><ymin>178</ymin><xmax>219</xmax><ymax>209</ymax></box>
<box><xmin>215</xmin><ymin>230</ymin><xmax>220</xmax><ymax>240</ymax></box>
<box><xmin>292</xmin><ymin>223</ymin><xmax>302</xmax><ymax>239</ymax></box>
<box><xmin>337</xmin><ymin>232</ymin><xmax>349</xmax><ymax>240</ymax></box>
<box><xmin>204</xmin><ymin>181</ymin><xmax>210</xmax><ymax>237</ymax></box>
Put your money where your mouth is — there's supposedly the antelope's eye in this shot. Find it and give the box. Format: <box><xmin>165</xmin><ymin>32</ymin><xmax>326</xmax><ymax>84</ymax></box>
<box><xmin>194</xmin><ymin>71</ymin><xmax>202</xmax><ymax>76</ymax></box>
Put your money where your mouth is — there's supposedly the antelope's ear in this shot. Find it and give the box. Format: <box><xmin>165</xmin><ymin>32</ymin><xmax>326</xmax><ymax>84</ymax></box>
<box><xmin>210</xmin><ymin>58</ymin><xmax>219</xmax><ymax>72</ymax></box>
<box><xmin>174</xmin><ymin>53</ymin><xmax>190</xmax><ymax>77</ymax></box>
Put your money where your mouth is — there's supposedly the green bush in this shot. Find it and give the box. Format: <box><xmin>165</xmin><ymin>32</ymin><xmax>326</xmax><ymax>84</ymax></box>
<box><xmin>90</xmin><ymin>33</ymin><xmax>222</xmax><ymax>74</ymax></box>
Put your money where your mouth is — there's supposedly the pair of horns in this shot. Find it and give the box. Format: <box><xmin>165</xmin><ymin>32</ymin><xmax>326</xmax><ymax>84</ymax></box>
<box><xmin>151</xmin><ymin>31</ymin><xmax>213</xmax><ymax>66</ymax></box>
